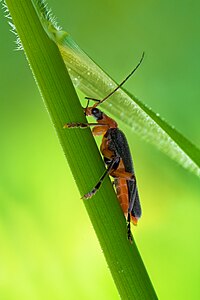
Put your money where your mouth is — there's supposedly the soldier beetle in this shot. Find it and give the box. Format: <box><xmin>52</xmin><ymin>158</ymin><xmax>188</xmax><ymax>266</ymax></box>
<box><xmin>64</xmin><ymin>52</ymin><xmax>144</xmax><ymax>242</ymax></box>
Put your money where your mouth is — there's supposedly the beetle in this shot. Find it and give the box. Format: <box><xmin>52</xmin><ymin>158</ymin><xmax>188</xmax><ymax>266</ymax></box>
<box><xmin>64</xmin><ymin>52</ymin><xmax>144</xmax><ymax>242</ymax></box>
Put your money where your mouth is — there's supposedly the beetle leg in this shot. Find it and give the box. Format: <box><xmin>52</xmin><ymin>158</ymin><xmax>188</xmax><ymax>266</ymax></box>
<box><xmin>127</xmin><ymin>213</ymin><xmax>133</xmax><ymax>243</ymax></box>
<box><xmin>128</xmin><ymin>185</ymin><xmax>137</xmax><ymax>214</ymax></box>
<box><xmin>64</xmin><ymin>122</ymin><xmax>100</xmax><ymax>128</ymax></box>
<box><xmin>64</xmin><ymin>122</ymin><xmax>109</xmax><ymax>137</ymax></box>
<box><xmin>92</xmin><ymin>125</ymin><xmax>108</xmax><ymax>136</ymax></box>
<box><xmin>111</xmin><ymin>169</ymin><xmax>136</xmax><ymax>182</ymax></box>
<box><xmin>82</xmin><ymin>157</ymin><xmax>118</xmax><ymax>199</ymax></box>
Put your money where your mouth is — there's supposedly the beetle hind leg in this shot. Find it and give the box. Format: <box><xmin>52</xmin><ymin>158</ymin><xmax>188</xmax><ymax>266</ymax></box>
<box><xmin>127</xmin><ymin>213</ymin><xmax>133</xmax><ymax>243</ymax></box>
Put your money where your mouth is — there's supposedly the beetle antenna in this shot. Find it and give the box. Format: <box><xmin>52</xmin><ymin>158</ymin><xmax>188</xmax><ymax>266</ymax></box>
<box><xmin>84</xmin><ymin>98</ymin><xmax>100</xmax><ymax>110</ymax></box>
<box><xmin>92</xmin><ymin>51</ymin><xmax>144</xmax><ymax>108</ymax></box>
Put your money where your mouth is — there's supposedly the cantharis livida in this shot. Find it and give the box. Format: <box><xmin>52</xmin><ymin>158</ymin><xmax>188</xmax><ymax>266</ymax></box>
<box><xmin>64</xmin><ymin>52</ymin><xmax>144</xmax><ymax>242</ymax></box>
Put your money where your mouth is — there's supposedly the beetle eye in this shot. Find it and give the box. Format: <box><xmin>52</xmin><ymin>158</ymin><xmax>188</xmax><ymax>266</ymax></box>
<box><xmin>91</xmin><ymin>108</ymin><xmax>99</xmax><ymax>114</ymax></box>
<box><xmin>91</xmin><ymin>107</ymin><xmax>103</xmax><ymax>120</ymax></box>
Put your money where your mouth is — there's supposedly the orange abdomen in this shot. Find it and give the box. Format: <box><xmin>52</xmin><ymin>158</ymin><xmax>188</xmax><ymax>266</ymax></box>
<box><xmin>115</xmin><ymin>178</ymin><xmax>129</xmax><ymax>218</ymax></box>
<box><xmin>115</xmin><ymin>178</ymin><xmax>138</xmax><ymax>226</ymax></box>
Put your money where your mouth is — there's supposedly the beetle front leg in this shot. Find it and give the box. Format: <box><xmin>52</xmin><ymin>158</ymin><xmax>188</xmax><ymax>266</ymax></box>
<box><xmin>63</xmin><ymin>122</ymin><xmax>99</xmax><ymax>129</ymax></box>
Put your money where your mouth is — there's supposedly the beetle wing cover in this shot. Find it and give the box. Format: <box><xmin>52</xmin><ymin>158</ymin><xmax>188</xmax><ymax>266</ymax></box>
<box><xmin>108</xmin><ymin>128</ymin><xmax>142</xmax><ymax>219</ymax></box>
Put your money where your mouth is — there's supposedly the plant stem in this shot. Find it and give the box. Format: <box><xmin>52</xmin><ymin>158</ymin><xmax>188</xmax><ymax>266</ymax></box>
<box><xmin>5</xmin><ymin>0</ymin><xmax>158</xmax><ymax>299</ymax></box>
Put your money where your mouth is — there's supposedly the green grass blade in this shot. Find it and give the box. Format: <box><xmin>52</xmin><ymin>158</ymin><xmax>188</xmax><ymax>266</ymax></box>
<box><xmin>59</xmin><ymin>39</ymin><xmax>200</xmax><ymax>177</ymax></box>
<box><xmin>4</xmin><ymin>0</ymin><xmax>158</xmax><ymax>299</ymax></box>
<box><xmin>32</xmin><ymin>2</ymin><xmax>200</xmax><ymax>177</ymax></box>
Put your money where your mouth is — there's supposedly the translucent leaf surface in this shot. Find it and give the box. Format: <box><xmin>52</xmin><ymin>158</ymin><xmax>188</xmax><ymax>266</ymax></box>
<box><xmin>35</xmin><ymin>0</ymin><xmax>200</xmax><ymax>177</ymax></box>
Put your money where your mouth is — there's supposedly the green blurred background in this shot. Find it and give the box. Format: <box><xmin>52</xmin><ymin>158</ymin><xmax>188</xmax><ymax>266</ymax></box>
<box><xmin>0</xmin><ymin>0</ymin><xmax>200</xmax><ymax>299</ymax></box>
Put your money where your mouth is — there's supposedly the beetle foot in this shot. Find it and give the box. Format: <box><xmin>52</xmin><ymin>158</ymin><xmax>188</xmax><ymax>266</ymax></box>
<box><xmin>81</xmin><ymin>188</ymin><xmax>97</xmax><ymax>200</ymax></box>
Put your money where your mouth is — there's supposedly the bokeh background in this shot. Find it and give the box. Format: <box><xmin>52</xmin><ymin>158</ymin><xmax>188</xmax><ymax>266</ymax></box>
<box><xmin>0</xmin><ymin>0</ymin><xmax>200</xmax><ymax>299</ymax></box>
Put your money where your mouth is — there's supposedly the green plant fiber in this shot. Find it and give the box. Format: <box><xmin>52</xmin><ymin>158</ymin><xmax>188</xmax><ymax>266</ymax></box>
<box><xmin>5</xmin><ymin>0</ymin><xmax>158</xmax><ymax>299</ymax></box>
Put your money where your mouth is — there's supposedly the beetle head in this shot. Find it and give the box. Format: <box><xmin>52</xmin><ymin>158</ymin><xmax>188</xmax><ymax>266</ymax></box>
<box><xmin>84</xmin><ymin>106</ymin><xmax>103</xmax><ymax>120</ymax></box>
